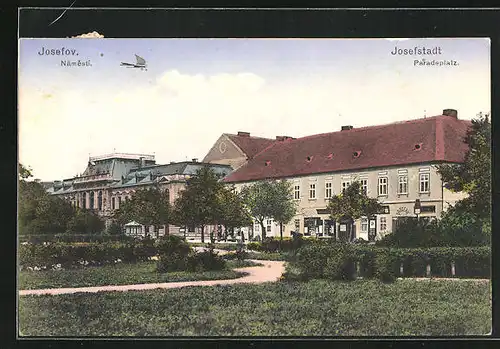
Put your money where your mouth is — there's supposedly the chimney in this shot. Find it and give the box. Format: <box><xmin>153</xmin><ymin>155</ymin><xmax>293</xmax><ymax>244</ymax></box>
<box><xmin>341</xmin><ymin>125</ymin><xmax>354</xmax><ymax>131</ymax></box>
<box><xmin>192</xmin><ymin>158</ymin><xmax>198</xmax><ymax>163</ymax></box>
<box><xmin>139</xmin><ymin>157</ymin><xmax>146</xmax><ymax>168</ymax></box>
<box><xmin>442</xmin><ymin>109</ymin><xmax>458</xmax><ymax>118</ymax></box>
<box><xmin>237</xmin><ymin>131</ymin><xmax>250</xmax><ymax>137</ymax></box>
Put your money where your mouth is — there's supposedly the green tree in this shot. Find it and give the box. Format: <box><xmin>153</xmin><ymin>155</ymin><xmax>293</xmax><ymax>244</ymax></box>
<box><xmin>114</xmin><ymin>187</ymin><xmax>171</xmax><ymax>237</ymax></box>
<box><xmin>19</xmin><ymin>163</ymin><xmax>33</xmax><ymax>180</ymax></box>
<box><xmin>270</xmin><ymin>180</ymin><xmax>297</xmax><ymax>243</ymax></box>
<box><xmin>18</xmin><ymin>164</ymin><xmax>74</xmax><ymax>235</ymax></box>
<box><xmin>436</xmin><ymin>112</ymin><xmax>491</xmax><ymax>227</ymax></box>
<box><xmin>327</xmin><ymin>181</ymin><xmax>383</xmax><ymax>242</ymax></box>
<box><xmin>216</xmin><ymin>185</ymin><xmax>253</xmax><ymax>241</ymax></box>
<box><xmin>173</xmin><ymin>167</ymin><xmax>225</xmax><ymax>243</ymax></box>
<box><xmin>240</xmin><ymin>180</ymin><xmax>297</xmax><ymax>241</ymax></box>
<box><xmin>66</xmin><ymin>208</ymin><xmax>105</xmax><ymax>234</ymax></box>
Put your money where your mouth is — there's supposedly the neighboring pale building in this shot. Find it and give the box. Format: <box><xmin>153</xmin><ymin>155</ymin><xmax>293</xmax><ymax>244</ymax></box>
<box><xmin>46</xmin><ymin>153</ymin><xmax>232</xmax><ymax>238</ymax></box>
<box><xmin>220</xmin><ymin>109</ymin><xmax>472</xmax><ymax>241</ymax></box>
<box><xmin>203</xmin><ymin>131</ymin><xmax>282</xmax><ymax>170</ymax></box>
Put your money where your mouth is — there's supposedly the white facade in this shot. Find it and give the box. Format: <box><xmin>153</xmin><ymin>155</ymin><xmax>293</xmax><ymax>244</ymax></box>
<box><xmin>233</xmin><ymin>163</ymin><xmax>466</xmax><ymax>241</ymax></box>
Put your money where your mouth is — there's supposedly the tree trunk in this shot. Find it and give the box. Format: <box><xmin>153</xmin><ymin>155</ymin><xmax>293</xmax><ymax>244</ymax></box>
<box><xmin>201</xmin><ymin>225</ymin><xmax>205</xmax><ymax>243</ymax></box>
<box><xmin>279</xmin><ymin>222</ymin><xmax>283</xmax><ymax>251</ymax></box>
<box><xmin>260</xmin><ymin>221</ymin><xmax>266</xmax><ymax>240</ymax></box>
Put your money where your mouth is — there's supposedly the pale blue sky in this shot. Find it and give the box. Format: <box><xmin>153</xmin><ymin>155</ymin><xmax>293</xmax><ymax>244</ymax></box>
<box><xmin>18</xmin><ymin>38</ymin><xmax>491</xmax><ymax>181</ymax></box>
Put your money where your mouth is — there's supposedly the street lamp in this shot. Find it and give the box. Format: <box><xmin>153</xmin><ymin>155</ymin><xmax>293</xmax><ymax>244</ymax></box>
<box><xmin>414</xmin><ymin>199</ymin><xmax>421</xmax><ymax>222</ymax></box>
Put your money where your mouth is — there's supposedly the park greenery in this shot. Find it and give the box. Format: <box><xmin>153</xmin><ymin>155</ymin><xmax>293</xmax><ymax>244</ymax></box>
<box><xmin>18</xmin><ymin>164</ymin><xmax>105</xmax><ymax>236</ymax></box>
<box><xmin>436</xmin><ymin>112</ymin><xmax>491</xmax><ymax>234</ymax></box>
<box><xmin>19</xmin><ymin>279</ymin><xmax>491</xmax><ymax>336</ymax></box>
<box><xmin>113</xmin><ymin>187</ymin><xmax>171</xmax><ymax>236</ymax></box>
<box><xmin>327</xmin><ymin>180</ymin><xmax>383</xmax><ymax>241</ymax></box>
<box><xmin>240</xmin><ymin>180</ymin><xmax>297</xmax><ymax>240</ymax></box>
<box><xmin>19</xmin><ymin>260</ymin><xmax>246</xmax><ymax>290</ymax></box>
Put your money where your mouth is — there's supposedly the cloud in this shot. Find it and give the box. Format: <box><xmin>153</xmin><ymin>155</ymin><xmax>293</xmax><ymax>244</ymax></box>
<box><xmin>18</xmin><ymin>68</ymin><xmax>490</xmax><ymax>181</ymax></box>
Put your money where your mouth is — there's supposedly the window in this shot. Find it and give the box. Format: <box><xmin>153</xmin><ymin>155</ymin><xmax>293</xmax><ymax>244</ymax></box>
<box><xmin>419</xmin><ymin>173</ymin><xmax>430</xmax><ymax>193</ymax></box>
<box><xmin>361</xmin><ymin>217</ymin><xmax>368</xmax><ymax>232</ymax></box>
<box><xmin>266</xmin><ymin>219</ymin><xmax>272</xmax><ymax>232</ymax></box>
<box><xmin>341</xmin><ymin>180</ymin><xmax>351</xmax><ymax>194</ymax></box>
<box><xmin>378</xmin><ymin>177</ymin><xmax>388</xmax><ymax>196</ymax></box>
<box><xmin>421</xmin><ymin>205</ymin><xmax>436</xmax><ymax>213</ymax></box>
<box><xmin>254</xmin><ymin>224</ymin><xmax>260</xmax><ymax>232</ymax></box>
<box><xmin>398</xmin><ymin>175</ymin><xmax>408</xmax><ymax>194</ymax></box>
<box><xmin>325</xmin><ymin>182</ymin><xmax>332</xmax><ymax>199</ymax></box>
<box><xmin>111</xmin><ymin>197</ymin><xmax>116</xmax><ymax>210</ymax></box>
<box><xmin>309</xmin><ymin>183</ymin><xmax>316</xmax><ymax>199</ymax></box>
<box><xmin>118</xmin><ymin>196</ymin><xmax>122</xmax><ymax>208</ymax></box>
<box><xmin>380</xmin><ymin>217</ymin><xmax>387</xmax><ymax>231</ymax></box>
<box><xmin>89</xmin><ymin>191</ymin><xmax>95</xmax><ymax>209</ymax></box>
<box><xmin>360</xmin><ymin>179</ymin><xmax>368</xmax><ymax>195</ymax></box>
<box><xmin>98</xmin><ymin>191</ymin><xmax>103</xmax><ymax>211</ymax></box>
<box><xmin>294</xmin><ymin>185</ymin><xmax>300</xmax><ymax>200</ymax></box>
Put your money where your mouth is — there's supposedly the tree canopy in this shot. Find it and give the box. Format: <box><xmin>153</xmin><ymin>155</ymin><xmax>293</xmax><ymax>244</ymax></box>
<box><xmin>436</xmin><ymin>112</ymin><xmax>491</xmax><ymax>224</ymax></box>
<box><xmin>240</xmin><ymin>180</ymin><xmax>297</xmax><ymax>240</ymax></box>
<box><xmin>327</xmin><ymin>181</ymin><xmax>383</xmax><ymax>222</ymax></box>
<box><xmin>215</xmin><ymin>185</ymin><xmax>253</xmax><ymax>238</ymax></box>
<box><xmin>18</xmin><ymin>162</ymin><xmax>105</xmax><ymax>236</ymax></box>
<box><xmin>172</xmin><ymin>167</ymin><xmax>226</xmax><ymax>242</ymax></box>
<box><xmin>113</xmin><ymin>187</ymin><xmax>171</xmax><ymax>233</ymax></box>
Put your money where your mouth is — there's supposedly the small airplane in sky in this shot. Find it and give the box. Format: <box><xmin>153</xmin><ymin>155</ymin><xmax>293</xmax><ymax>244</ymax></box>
<box><xmin>120</xmin><ymin>54</ymin><xmax>147</xmax><ymax>71</ymax></box>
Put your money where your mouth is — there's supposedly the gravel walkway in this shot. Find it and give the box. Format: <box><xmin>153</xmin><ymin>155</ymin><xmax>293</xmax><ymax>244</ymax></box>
<box><xmin>18</xmin><ymin>260</ymin><xmax>286</xmax><ymax>297</ymax></box>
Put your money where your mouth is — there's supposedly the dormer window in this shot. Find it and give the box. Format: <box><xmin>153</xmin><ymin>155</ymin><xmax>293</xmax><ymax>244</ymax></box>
<box><xmin>265</xmin><ymin>161</ymin><xmax>271</xmax><ymax>167</ymax></box>
<box><xmin>414</xmin><ymin>143</ymin><xmax>422</xmax><ymax>151</ymax></box>
<box><xmin>306</xmin><ymin>156</ymin><xmax>313</xmax><ymax>162</ymax></box>
<box><xmin>353</xmin><ymin>150</ymin><xmax>362</xmax><ymax>158</ymax></box>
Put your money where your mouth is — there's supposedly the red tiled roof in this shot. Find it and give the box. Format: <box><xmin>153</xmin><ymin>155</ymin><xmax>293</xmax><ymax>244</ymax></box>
<box><xmin>225</xmin><ymin>134</ymin><xmax>277</xmax><ymax>159</ymax></box>
<box><xmin>224</xmin><ymin>114</ymin><xmax>472</xmax><ymax>183</ymax></box>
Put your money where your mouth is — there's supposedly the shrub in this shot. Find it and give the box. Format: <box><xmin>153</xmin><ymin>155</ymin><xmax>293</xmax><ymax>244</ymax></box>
<box><xmin>156</xmin><ymin>236</ymin><xmax>192</xmax><ymax>273</ymax></box>
<box><xmin>224</xmin><ymin>249</ymin><xmax>249</xmax><ymax>261</ymax></box>
<box><xmin>353</xmin><ymin>246</ymin><xmax>376</xmax><ymax>278</ymax></box>
<box><xmin>18</xmin><ymin>241</ymin><xmax>157</xmax><ymax>269</ymax></box>
<box><xmin>286</xmin><ymin>244</ymin><xmax>490</xmax><ymax>283</ymax></box>
<box><xmin>187</xmin><ymin>247</ymin><xmax>226</xmax><ymax>272</ymax></box>
<box><xmin>374</xmin><ymin>249</ymin><xmax>399</xmax><ymax>283</ymax></box>
<box><xmin>323</xmin><ymin>245</ymin><xmax>356</xmax><ymax>281</ymax></box>
<box><xmin>246</xmin><ymin>242</ymin><xmax>262</xmax><ymax>251</ymax></box>
<box><xmin>292</xmin><ymin>244</ymin><xmax>332</xmax><ymax>279</ymax></box>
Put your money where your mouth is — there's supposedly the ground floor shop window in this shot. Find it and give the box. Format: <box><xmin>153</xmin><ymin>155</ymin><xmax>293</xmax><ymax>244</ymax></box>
<box><xmin>380</xmin><ymin>217</ymin><xmax>387</xmax><ymax>232</ymax></box>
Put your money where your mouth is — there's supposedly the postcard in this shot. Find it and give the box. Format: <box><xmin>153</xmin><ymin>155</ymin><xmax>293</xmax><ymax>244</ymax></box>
<box><xmin>18</xmin><ymin>26</ymin><xmax>491</xmax><ymax>338</ymax></box>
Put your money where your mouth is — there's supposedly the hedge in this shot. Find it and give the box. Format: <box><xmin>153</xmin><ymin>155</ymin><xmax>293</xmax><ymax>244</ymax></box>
<box><xmin>284</xmin><ymin>244</ymin><xmax>491</xmax><ymax>282</ymax></box>
<box><xmin>246</xmin><ymin>236</ymin><xmax>327</xmax><ymax>253</ymax></box>
<box><xmin>18</xmin><ymin>239</ymin><xmax>158</xmax><ymax>269</ymax></box>
<box><xmin>19</xmin><ymin>234</ymin><xmax>133</xmax><ymax>244</ymax></box>
<box><xmin>156</xmin><ymin>236</ymin><xmax>226</xmax><ymax>273</ymax></box>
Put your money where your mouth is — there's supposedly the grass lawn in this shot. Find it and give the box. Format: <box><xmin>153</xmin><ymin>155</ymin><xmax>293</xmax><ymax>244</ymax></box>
<box><xmin>18</xmin><ymin>260</ymin><xmax>260</xmax><ymax>290</ymax></box>
<box><xmin>18</xmin><ymin>279</ymin><xmax>491</xmax><ymax>336</ymax></box>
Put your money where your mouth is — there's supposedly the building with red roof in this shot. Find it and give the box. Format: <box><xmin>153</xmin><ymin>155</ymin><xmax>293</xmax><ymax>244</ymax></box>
<box><xmin>208</xmin><ymin>109</ymin><xmax>472</xmax><ymax>241</ymax></box>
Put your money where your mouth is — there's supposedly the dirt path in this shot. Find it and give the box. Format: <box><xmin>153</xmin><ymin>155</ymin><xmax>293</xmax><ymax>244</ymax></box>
<box><xmin>18</xmin><ymin>260</ymin><xmax>286</xmax><ymax>297</ymax></box>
